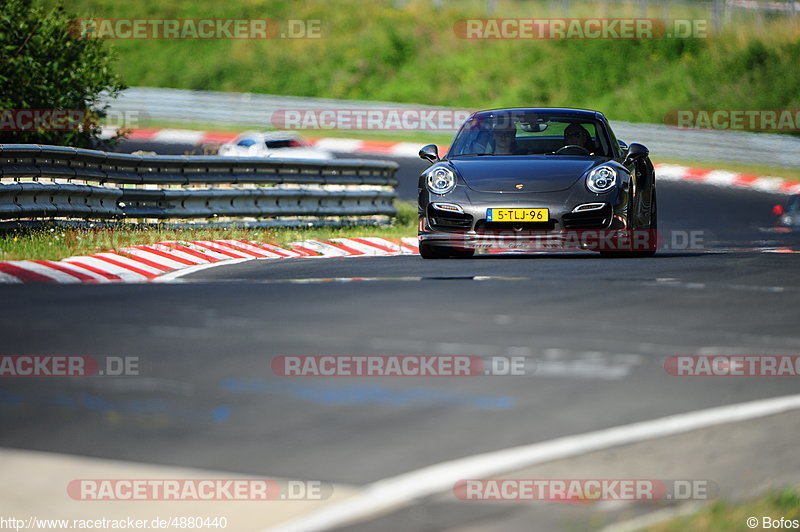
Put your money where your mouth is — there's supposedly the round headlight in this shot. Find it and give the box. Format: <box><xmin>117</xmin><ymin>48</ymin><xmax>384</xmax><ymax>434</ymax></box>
<box><xmin>426</xmin><ymin>166</ymin><xmax>456</xmax><ymax>195</ymax></box>
<box><xmin>586</xmin><ymin>166</ymin><xmax>617</xmax><ymax>193</ymax></box>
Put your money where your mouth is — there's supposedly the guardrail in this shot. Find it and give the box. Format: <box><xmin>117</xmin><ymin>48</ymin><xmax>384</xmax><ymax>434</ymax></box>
<box><xmin>0</xmin><ymin>145</ymin><xmax>398</xmax><ymax>224</ymax></box>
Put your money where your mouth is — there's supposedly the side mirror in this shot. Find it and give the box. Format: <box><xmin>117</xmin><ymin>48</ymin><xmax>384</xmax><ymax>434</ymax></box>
<box><xmin>419</xmin><ymin>144</ymin><xmax>440</xmax><ymax>163</ymax></box>
<box><xmin>624</xmin><ymin>143</ymin><xmax>649</xmax><ymax>164</ymax></box>
<box><xmin>618</xmin><ymin>140</ymin><xmax>629</xmax><ymax>157</ymax></box>
<box><xmin>773</xmin><ymin>204</ymin><xmax>785</xmax><ymax>216</ymax></box>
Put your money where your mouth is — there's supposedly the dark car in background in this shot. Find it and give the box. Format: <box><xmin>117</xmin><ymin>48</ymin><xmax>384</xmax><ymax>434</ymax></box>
<box><xmin>417</xmin><ymin>108</ymin><xmax>656</xmax><ymax>258</ymax></box>
<box><xmin>774</xmin><ymin>194</ymin><xmax>800</xmax><ymax>229</ymax></box>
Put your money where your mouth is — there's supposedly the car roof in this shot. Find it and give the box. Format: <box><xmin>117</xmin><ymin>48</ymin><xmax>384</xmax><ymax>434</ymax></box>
<box><xmin>470</xmin><ymin>108</ymin><xmax>606</xmax><ymax>120</ymax></box>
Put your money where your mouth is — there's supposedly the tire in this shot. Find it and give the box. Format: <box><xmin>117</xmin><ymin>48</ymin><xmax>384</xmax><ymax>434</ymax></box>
<box><xmin>633</xmin><ymin>189</ymin><xmax>658</xmax><ymax>257</ymax></box>
<box><xmin>600</xmin><ymin>191</ymin><xmax>657</xmax><ymax>258</ymax></box>
<box><xmin>419</xmin><ymin>241</ymin><xmax>475</xmax><ymax>259</ymax></box>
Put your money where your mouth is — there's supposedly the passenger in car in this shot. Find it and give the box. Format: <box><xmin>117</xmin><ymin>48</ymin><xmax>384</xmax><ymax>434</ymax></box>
<box><xmin>469</xmin><ymin>130</ymin><xmax>494</xmax><ymax>154</ymax></box>
<box><xmin>492</xmin><ymin>128</ymin><xmax>518</xmax><ymax>155</ymax></box>
<box><xmin>469</xmin><ymin>127</ymin><xmax>518</xmax><ymax>155</ymax></box>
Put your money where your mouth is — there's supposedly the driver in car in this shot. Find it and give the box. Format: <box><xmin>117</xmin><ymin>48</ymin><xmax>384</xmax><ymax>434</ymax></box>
<box><xmin>563</xmin><ymin>123</ymin><xmax>594</xmax><ymax>154</ymax></box>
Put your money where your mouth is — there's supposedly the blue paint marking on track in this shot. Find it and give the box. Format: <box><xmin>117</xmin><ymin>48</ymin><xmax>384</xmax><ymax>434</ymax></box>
<box><xmin>0</xmin><ymin>391</ymin><xmax>231</xmax><ymax>423</ymax></box>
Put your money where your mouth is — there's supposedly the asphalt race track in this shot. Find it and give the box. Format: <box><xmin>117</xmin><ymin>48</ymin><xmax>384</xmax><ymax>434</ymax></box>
<box><xmin>2</xmin><ymin>144</ymin><xmax>800</xmax><ymax>531</ymax></box>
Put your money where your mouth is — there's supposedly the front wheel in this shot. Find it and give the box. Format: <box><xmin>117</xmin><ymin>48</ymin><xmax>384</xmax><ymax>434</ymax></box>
<box><xmin>419</xmin><ymin>241</ymin><xmax>475</xmax><ymax>259</ymax></box>
<box><xmin>599</xmin><ymin>191</ymin><xmax>657</xmax><ymax>258</ymax></box>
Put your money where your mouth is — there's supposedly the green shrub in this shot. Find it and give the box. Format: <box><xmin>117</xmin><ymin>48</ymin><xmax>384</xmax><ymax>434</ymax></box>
<box><xmin>0</xmin><ymin>0</ymin><xmax>126</xmax><ymax>147</ymax></box>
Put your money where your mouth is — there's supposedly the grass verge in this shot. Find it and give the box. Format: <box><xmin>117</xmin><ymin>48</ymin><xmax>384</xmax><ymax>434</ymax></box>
<box><xmin>49</xmin><ymin>0</ymin><xmax>800</xmax><ymax>127</ymax></box>
<box><xmin>641</xmin><ymin>488</ymin><xmax>800</xmax><ymax>532</ymax></box>
<box><xmin>0</xmin><ymin>202</ymin><xmax>417</xmax><ymax>262</ymax></box>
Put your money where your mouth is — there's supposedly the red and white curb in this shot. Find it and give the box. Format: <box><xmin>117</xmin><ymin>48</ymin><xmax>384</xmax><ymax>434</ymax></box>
<box><xmin>0</xmin><ymin>237</ymin><xmax>420</xmax><ymax>284</ymax></box>
<box><xmin>120</xmin><ymin>128</ymin><xmax>800</xmax><ymax>194</ymax></box>
<box><xmin>654</xmin><ymin>163</ymin><xmax>800</xmax><ymax>195</ymax></box>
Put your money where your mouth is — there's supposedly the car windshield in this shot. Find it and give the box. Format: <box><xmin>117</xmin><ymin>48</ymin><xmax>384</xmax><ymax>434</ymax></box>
<box><xmin>449</xmin><ymin>112</ymin><xmax>612</xmax><ymax>158</ymax></box>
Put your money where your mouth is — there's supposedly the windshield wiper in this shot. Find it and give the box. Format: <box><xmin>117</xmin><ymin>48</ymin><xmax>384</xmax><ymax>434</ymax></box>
<box><xmin>450</xmin><ymin>153</ymin><xmax>495</xmax><ymax>158</ymax></box>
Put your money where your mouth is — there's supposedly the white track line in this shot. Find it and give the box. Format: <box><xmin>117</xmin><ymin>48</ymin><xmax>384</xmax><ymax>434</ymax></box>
<box><xmin>153</xmin><ymin>258</ymin><xmax>252</xmax><ymax>282</ymax></box>
<box><xmin>266</xmin><ymin>393</ymin><xmax>800</xmax><ymax>532</ymax></box>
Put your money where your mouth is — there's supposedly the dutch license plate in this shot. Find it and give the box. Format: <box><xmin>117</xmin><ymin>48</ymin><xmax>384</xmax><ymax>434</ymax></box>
<box><xmin>486</xmin><ymin>208</ymin><xmax>549</xmax><ymax>222</ymax></box>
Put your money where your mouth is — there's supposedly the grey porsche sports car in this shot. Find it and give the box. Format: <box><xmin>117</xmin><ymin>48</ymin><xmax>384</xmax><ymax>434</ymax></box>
<box><xmin>417</xmin><ymin>108</ymin><xmax>657</xmax><ymax>258</ymax></box>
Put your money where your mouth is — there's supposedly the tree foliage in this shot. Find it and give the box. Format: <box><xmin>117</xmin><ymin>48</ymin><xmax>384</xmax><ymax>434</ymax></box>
<box><xmin>0</xmin><ymin>0</ymin><xmax>126</xmax><ymax>147</ymax></box>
